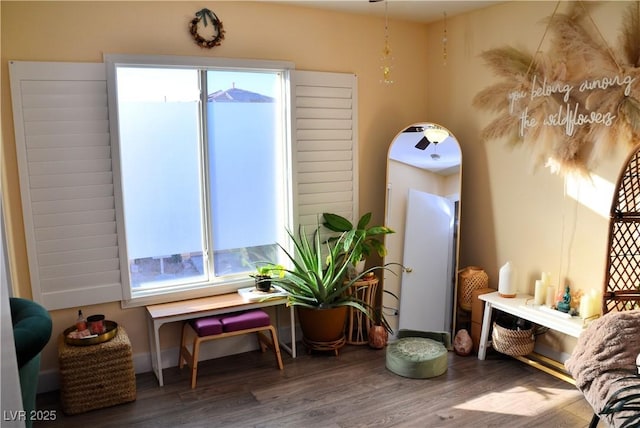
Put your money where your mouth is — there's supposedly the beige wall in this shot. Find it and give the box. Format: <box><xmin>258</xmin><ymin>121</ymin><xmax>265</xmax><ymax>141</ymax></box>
<box><xmin>427</xmin><ymin>1</ymin><xmax>630</xmax><ymax>351</ymax></box>
<box><xmin>1</xmin><ymin>0</ymin><xmax>633</xmax><ymax>375</ymax></box>
<box><xmin>1</xmin><ymin>1</ymin><xmax>431</xmax><ymax>373</ymax></box>
<box><xmin>428</xmin><ymin>1</ymin><xmax>627</xmax><ymax>288</ymax></box>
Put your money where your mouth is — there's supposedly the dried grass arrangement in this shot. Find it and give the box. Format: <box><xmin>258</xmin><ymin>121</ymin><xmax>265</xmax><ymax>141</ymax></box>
<box><xmin>473</xmin><ymin>2</ymin><xmax>640</xmax><ymax>175</ymax></box>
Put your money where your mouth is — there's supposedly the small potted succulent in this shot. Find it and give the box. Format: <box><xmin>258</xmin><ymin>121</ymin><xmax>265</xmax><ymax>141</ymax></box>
<box><xmin>250</xmin><ymin>263</ymin><xmax>285</xmax><ymax>292</ymax></box>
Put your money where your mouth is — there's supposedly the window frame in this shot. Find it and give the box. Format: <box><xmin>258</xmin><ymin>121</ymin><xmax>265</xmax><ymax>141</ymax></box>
<box><xmin>105</xmin><ymin>54</ymin><xmax>296</xmax><ymax>307</ymax></box>
<box><xmin>9</xmin><ymin>59</ymin><xmax>358</xmax><ymax>311</ymax></box>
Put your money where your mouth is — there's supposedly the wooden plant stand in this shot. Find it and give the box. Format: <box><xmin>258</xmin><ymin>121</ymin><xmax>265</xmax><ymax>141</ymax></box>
<box><xmin>346</xmin><ymin>275</ymin><xmax>379</xmax><ymax>345</ymax></box>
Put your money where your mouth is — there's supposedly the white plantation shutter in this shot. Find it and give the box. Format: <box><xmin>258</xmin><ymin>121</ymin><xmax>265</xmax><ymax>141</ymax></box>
<box><xmin>291</xmin><ymin>71</ymin><xmax>358</xmax><ymax>233</ymax></box>
<box><xmin>9</xmin><ymin>61</ymin><xmax>122</xmax><ymax>310</ymax></box>
<box><xmin>8</xmin><ymin>62</ymin><xmax>358</xmax><ymax>310</ymax></box>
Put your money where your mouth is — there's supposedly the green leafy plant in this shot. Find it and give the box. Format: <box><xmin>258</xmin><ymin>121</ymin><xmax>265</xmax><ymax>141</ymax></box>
<box><xmin>250</xmin><ymin>263</ymin><xmax>285</xmax><ymax>292</ymax></box>
<box><xmin>322</xmin><ymin>212</ymin><xmax>394</xmax><ymax>264</ymax></box>
<box><xmin>251</xmin><ymin>263</ymin><xmax>285</xmax><ymax>278</ymax></box>
<box><xmin>268</xmin><ymin>223</ymin><xmax>396</xmax><ymax>332</ymax></box>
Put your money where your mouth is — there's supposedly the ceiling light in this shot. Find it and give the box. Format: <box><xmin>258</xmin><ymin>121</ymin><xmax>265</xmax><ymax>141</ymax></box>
<box><xmin>424</xmin><ymin>125</ymin><xmax>449</xmax><ymax>144</ymax></box>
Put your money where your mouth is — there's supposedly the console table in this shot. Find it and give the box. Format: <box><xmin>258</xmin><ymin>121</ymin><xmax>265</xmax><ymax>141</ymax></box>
<box><xmin>146</xmin><ymin>291</ymin><xmax>295</xmax><ymax>386</ymax></box>
<box><xmin>478</xmin><ymin>292</ymin><xmax>588</xmax><ymax>384</ymax></box>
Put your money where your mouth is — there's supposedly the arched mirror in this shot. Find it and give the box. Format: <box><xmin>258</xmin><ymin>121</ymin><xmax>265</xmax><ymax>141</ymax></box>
<box><xmin>383</xmin><ymin>122</ymin><xmax>462</xmax><ymax>337</ymax></box>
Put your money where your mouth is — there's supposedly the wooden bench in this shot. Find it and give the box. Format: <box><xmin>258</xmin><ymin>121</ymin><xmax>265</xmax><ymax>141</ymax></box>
<box><xmin>146</xmin><ymin>290</ymin><xmax>294</xmax><ymax>387</ymax></box>
<box><xmin>179</xmin><ymin>309</ymin><xmax>284</xmax><ymax>388</ymax></box>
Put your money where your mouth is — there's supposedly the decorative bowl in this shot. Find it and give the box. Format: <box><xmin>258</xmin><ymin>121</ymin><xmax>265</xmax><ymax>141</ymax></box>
<box><xmin>63</xmin><ymin>320</ymin><xmax>118</xmax><ymax>346</ymax></box>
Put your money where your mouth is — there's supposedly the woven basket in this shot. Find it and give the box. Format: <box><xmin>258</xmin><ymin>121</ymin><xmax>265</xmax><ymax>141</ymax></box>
<box><xmin>458</xmin><ymin>266</ymin><xmax>489</xmax><ymax>312</ymax></box>
<box><xmin>58</xmin><ymin>326</ymin><xmax>136</xmax><ymax>414</ymax></box>
<box><xmin>491</xmin><ymin>321</ymin><xmax>535</xmax><ymax>357</ymax></box>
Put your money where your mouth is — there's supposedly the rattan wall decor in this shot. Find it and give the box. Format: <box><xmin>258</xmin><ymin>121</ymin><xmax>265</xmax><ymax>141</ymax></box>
<box><xmin>603</xmin><ymin>143</ymin><xmax>640</xmax><ymax>314</ymax></box>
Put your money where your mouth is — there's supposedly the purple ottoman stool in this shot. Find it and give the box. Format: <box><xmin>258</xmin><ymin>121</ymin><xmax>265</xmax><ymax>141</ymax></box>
<box><xmin>221</xmin><ymin>310</ymin><xmax>270</xmax><ymax>332</ymax></box>
<box><xmin>189</xmin><ymin>316</ymin><xmax>223</xmax><ymax>336</ymax></box>
<box><xmin>179</xmin><ymin>309</ymin><xmax>283</xmax><ymax>388</ymax></box>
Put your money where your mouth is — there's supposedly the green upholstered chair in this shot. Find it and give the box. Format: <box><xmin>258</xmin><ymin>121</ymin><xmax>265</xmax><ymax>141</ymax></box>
<box><xmin>10</xmin><ymin>297</ymin><xmax>52</xmax><ymax>428</ymax></box>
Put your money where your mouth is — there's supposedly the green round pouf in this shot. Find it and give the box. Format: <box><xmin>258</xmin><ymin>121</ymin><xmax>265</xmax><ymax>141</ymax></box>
<box><xmin>386</xmin><ymin>336</ymin><xmax>448</xmax><ymax>378</ymax></box>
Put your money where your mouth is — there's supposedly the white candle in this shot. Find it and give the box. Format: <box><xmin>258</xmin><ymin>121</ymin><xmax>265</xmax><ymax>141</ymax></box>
<box><xmin>579</xmin><ymin>290</ymin><xmax>602</xmax><ymax>319</ymax></box>
<box><xmin>579</xmin><ymin>294</ymin><xmax>591</xmax><ymax>319</ymax></box>
<box><xmin>545</xmin><ymin>285</ymin><xmax>556</xmax><ymax>306</ymax></box>
<box><xmin>541</xmin><ymin>272</ymin><xmax>551</xmax><ymax>287</ymax></box>
<box><xmin>534</xmin><ymin>279</ymin><xmax>546</xmax><ymax>305</ymax></box>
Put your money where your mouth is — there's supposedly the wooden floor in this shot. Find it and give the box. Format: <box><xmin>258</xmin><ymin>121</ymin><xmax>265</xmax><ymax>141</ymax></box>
<box><xmin>35</xmin><ymin>344</ymin><xmax>600</xmax><ymax>428</ymax></box>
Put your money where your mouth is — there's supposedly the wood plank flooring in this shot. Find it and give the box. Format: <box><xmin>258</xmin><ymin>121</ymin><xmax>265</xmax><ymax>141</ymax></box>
<box><xmin>35</xmin><ymin>344</ymin><xmax>600</xmax><ymax>427</ymax></box>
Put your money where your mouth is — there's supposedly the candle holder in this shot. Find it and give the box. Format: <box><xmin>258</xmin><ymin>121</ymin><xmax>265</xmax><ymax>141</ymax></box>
<box><xmin>87</xmin><ymin>314</ymin><xmax>106</xmax><ymax>335</ymax></box>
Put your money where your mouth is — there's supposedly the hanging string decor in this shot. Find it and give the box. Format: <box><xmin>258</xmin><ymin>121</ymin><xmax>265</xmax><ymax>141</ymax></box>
<box><xmin>472</xmin><ymin>1</ymin><xmax>640</xmax><ymax>175</ymax></box>
<box><xmin>381</xmin><ymin>0</ymin><xmax>394</xmax><ymax>84</ymax></box>
<box><xmin>189</xmin><ymin>8</ymin><xmax>225</xmax><ymax>49</ymax></box>
<box><xmin>442</xmin><ymin>12</ymin><xmax>448</xmax><ymax>66</ymax></box>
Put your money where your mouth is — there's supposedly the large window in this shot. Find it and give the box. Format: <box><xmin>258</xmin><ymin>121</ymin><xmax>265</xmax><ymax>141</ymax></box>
<box><xmin>10</xmin><ymin>59</ymin><xmax>357</xmax><ymax>310</ymax></box>
<box><xmin>109</xmin><ymin>57</ymin><xmax>292</xmax><ymax>302</ymax></box>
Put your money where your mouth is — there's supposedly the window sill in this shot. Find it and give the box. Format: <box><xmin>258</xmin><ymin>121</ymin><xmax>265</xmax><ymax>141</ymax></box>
<box><xmin>120</xmin><ymin>277</ymin><xmax>255</xmax><ymax>309</ymax></box>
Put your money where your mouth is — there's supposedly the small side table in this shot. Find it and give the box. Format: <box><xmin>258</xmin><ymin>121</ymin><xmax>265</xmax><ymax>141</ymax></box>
<box><xmin>346</xmin><ymin>275</ymin><xmax>379</xmax><ymax>345</ymax></box>
<box><xmin>58</xmin><ymin>326</ymin><xmax>136</xmax><ymax>414</ymax></box>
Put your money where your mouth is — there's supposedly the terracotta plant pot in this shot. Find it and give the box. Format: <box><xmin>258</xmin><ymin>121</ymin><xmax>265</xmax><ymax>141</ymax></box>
<box><xmin>297</xmin><ymin>306</ymin><xmax>348</xmax><ymax>342</ymax></box>
<box><xmin>368</xmin><ymin>325</ymin><xmax>388</xmax><ymax>349</ymax></box>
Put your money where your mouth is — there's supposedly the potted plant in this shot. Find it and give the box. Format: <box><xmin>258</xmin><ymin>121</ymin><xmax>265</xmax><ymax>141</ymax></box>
<box><xmin>322</xmin><ymin>212</ymin><xmax>394</xmax><ymax>273</ymax></box>
<box><xmin>250</xmin><ymin>263</ymin><xmax>285</xmax><ymax>292</ymax></box>
<box><xmin>268</xmin><ymin>222</ymin><xmax>394</xmax><ymax>351</ymax></box>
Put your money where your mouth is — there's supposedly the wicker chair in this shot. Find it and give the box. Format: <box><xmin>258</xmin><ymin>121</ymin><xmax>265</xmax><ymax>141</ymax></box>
<box><xmin>584</xmin><ymin>144</ymin><xmax>640</xmax><ymax>428</ymax></box>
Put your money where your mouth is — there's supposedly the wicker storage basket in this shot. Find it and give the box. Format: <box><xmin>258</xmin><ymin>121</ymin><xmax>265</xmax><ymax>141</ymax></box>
<box><xmin>458</xmin><ymin>266</ymin><xmax>489</xmax><ymax>312</ymax></box>
<box><xmin>491</xmin><ymin>321</ymin><xmax>535</xmax><ymax>357</ymax></box>
<box><xmin>58</xmin><ymin>325</ymin><xmax>136</xmax><ymax>414</ymax></box>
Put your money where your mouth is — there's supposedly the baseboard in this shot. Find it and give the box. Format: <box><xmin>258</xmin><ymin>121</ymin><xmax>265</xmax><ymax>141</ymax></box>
<box><xmin>533</xmin><ymin>342</ymin><xmax>572</xmax><ymax>364</ymax></box>
<box><xmin>37</xmin><ymin>324</ymin><xmax>299</xmax><ymax>394</ymax></box>
<box><xmin>37</xmin><ymin>335</ymin><xmax>569</xmax><ymax>394</ymax></box>
<box><xmin>37</xmin><ymin>369</ymin><xmax>60</xmax><ymax>394</ymax></box>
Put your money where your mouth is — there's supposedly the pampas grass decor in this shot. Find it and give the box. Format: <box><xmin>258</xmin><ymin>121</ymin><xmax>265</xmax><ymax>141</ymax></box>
<box><xmin>474</xmin><ymin>1</ymin><xmax>640</xmax><ymax>175</ymax></box>
<box><xmin>620</xmin><ymin>1</ymin><xmax>640</xmax><ymax>68</ymax></box>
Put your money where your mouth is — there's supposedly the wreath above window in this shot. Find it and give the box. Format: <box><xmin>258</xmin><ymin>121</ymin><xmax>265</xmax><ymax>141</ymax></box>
<box><xmin>189</xmin><ymin>8</ymin><xmax>225</xmax><ymax>49</ymax></box>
